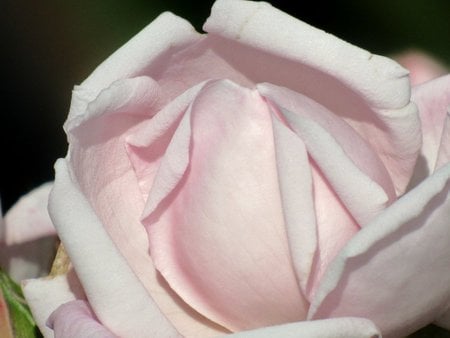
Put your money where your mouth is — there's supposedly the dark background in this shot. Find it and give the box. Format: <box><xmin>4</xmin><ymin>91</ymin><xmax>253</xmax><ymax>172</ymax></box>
<box><xmin>1</xmin><ymin>1</ymin><xmax>450</xmax><ymax>336</ymax></box>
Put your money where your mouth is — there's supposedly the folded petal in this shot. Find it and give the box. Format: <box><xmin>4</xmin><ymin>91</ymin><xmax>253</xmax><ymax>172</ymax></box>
<box><xmin>144</xmin><ymin>80</ymin><xmax>308</xmax><ymax>331</ymax></box>
<box><xmin>436</xmin><ymin>112</ymin><xmax>450</xmax><ymax>169</ymax></box>
<box><xmin>49</xmin><ymin>159</ymin><xmax>181</xmax><ymax>338</ymax></box>
<box><xmin>22</xmin><ymin>270</ymin><xmax>85</xmax><ymax>338</ymax></box>
<box><xmin>1</xmin><ymin>182</ymin><xmax>55</xmax><ymax>245</ymax></box>
<box><xmin>260</xmin><ymin>83</ymin><xmax>396</xmax><ymax>223</ymax></box>
<box><xmin>271</xmin><ymin>115</ymin><xmax>317</xmax><ymax>297</ymax></box>
<box><xmin>67</xmin><ymin>12</ymin><xmax>201</xmax><ymax>123</ymax></box>
<box><xmin>227</xmin><ymin>317</ymin><xmax>380</xmax><ymax>338</ymax></box>
<box><xmin>126</xmin><ymin>82</ymin><xmax>208</xmax><ymax>200</ymax></box>
<box><xmin>412</xmin><ymin>74</ymin><xmax>450</xmax><ymax>173</ymax></box>
<box><xmin>49</xmin><ymin>300</ymin><xmax>116</xmax><ymax>338</ymax></box>
<box><xmin>309</xmin><ymin>163</ymin><xmax>450</xmax><ymax>338</ymax></box>
<box><xmin>204</xmin><ymin>0</ymin><xmax>420</xmax><ymax>194</ymax></box>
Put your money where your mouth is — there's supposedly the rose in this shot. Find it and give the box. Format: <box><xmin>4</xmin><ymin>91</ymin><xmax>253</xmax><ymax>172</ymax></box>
<box><xmin>20</xmin><ymin>0</ymin><xmax>450</xmax><ymax>337</ymax></box>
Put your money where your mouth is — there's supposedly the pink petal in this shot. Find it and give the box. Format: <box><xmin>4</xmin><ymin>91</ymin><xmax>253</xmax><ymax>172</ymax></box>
<box><xmin>412</xmin><ymin>74</ymin><xmax>450</xmax><ymax>174</ymax></box>
<box><xmin>228</xmin><ymin>317</ymin><xmax>380</xmax><ymax>338</ymax></box>
<box><xmin>49</xmin><ymin>159</ymin><xmax>181</xmax><ymax>338</ymax></box>
<box><xmin>0</xmin><ymin>236</ymin><xmax>55</xmax><ymax>282</ymax></box>
<box><xmin>204</xmin><ymin>0</ymin><xmax>420</xmax><ymax>194</ymax></box>
<box><xmin>395</xmin><ymin>50</ymin><xmax>448</xmax><ymax>85</ymax></box>
<box><xmin>126</xmin><ymin>82</ymin><xmax>208</xmax><ymax>200</ymax></box>
<box><xmin>436</xmin><ymin>112</ymin><xmax>450</xmax><ymax>169</ymax></box>
<box><xmin>308</xmin><ymin>163</ymin><xmax>450</xmax><ymax>338</ymax></box>
<box><xmin>2</xmin><ymin>182</ymin><xmax>55</xmax><ymax>245</ymax></box>
<box><xmin>67</xmin><ymin>12</ymin><xmax>201</xmax><ymax>123</ymax></box>
<box><xmin>306</xmin><ymin>164</ymin><xmax>359</xmax><ymax>300</ymax></box>
<box><xmin>49</xmin><ymin>300</ymin><xmax>117</xmax><ymax>338</ymax></box>
<box><xmin>270</xmin><ymin>116</ymin><xmax>317</xmax><ymax>297</ymax></box>
<box><xmin>22</xmin><ymin>270</ymin><xmax>86</xmax><ymax>338</ymax></box>
<box><xmin>260</xmin><ymin>83</ymin><xmax>397</xmax><ymax>224</ymax></box>
<box><xmin>143</xmin><ymin>80</ymin><xmax>308</xmax><ymax>331</ymax></box>
<box><xmin>66</xmin><ymin>77</ymin><xmax>225</xmax><ymax>337</ymax></box>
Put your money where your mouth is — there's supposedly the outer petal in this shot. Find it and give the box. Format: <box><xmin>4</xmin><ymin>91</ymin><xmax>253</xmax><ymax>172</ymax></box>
<box><xmin>22</xmin><ymin>270</ymin><xmax>85</xmax><ymax>338</ymax></box>
<box><xmin>48</xmin><ymin>300</ymin><xmax>116</xmax><ymax>338</ymax></box>
<box><xmin>143</xmin><ymin>80</ymin><xmax>308</xmax><ymax>331</ymax></box>
<box><xmin>227</xmin><ymin>317</ymin><xmax>380</xmax><ymax>338</ymax></box>
<box><xmin>67</xmin><ymin>12</ymin><xmax>202</xmax><ymax>123</ymax></box>
<box><xmin>1</xmin><ymin>182</ymin><xmax>55</xmax><ymax>244</ymax></box>
<box><xmin>48</xmin><ymin>159</ymin><xmax>181</xmax><ymax>338</ymax></box>
<box><xmin>412</xmin><ymin>74</ymin><xmax>450</xmax><ymax>174</ymax></box>
<box><xmin>204</xmin><ymin>0</ymin><xmax>420</xmax><ymax>194</ymax></box>
<box><xmin>308</xmin><ymin>163</ymin><xmax>450</xmax><ymax>338</ymax></box>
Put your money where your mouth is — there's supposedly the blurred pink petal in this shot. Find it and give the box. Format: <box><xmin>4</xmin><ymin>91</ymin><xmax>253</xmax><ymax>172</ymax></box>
<box><xmin>49</xmin><ymin>300</ymin><xmax>116</xmax><ymax>338</ymax></box>
<box><xmin>395</xmin><ymin>50</ymin><xmax>447</xmax><ymax>85</ymax></box>
<box><xmin>143</xmin><ymin>80</ymin><xmax>307</xmax><ymax>331</ymax></box>
<box><xmin>2</xmin><ymin>182</ymin><xmax>55</xmax><ymax>245</ymax></box>
<box><xmin>0</xmin><ymin>183</ymin><xmax>56</xmax><ymax>281</ymax></box>
<box><xmin>228</xmin><ymin>317</ymin><xmax>380</xmax><ymax>338</ymax></box>
<box><xmin>309</xmin><ymin>163</ymin><xmax>450</xmax><ymax>338</ymax></box>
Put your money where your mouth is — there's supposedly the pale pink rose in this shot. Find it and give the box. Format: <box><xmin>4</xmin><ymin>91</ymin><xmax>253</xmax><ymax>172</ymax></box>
<box><xmin>22</xmin><ymin>0</ymin><xmax>450</xmax><ymax>337</ymax></box>
<box><xmin>0</xmin><ymin>183</ymin><xmax>57</xmax><ymax>282</ymax></box>
<box><xmin>395</xmin><ymin>50</ymin><xmax>448</xmax><ymax>86</ymax></box>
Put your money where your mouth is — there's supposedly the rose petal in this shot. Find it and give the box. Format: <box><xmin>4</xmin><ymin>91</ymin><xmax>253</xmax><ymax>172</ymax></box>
<box><xmin>227</xmin><ymin>317</ymin><xmax>380</xmax><ymax>338</ymax></box>
<box><xmin>67</xmin><ymin>76</ymin><xmax>225</xmax><ymax>337</ymax></box>
<box><xmin>67</xmin><ymin>12</ymin><xmax>201</xmax><ymax>123</ymax></box>
<box><xmin>49</xmin><ymin>300</ymin><xmax>116</xmax><ymax>338</ymax></box>
<box><xmin>1</xmin><ymin>182</ymin><xmax>55</xmax><ymax>245</ymax></box>
<box><xmin>22</xmin><ymin>270</ymin><xmax>85</xmax><ymax>338</ymax></box>
<box><xmin>49</xmin><ymin>159</ymin><xmax>181</xmax><ymax>338</ymax></box>
<box><xmin>143</xmin><ymin>80</ymin><xmax>308</xmax><ymax>331</ymax></box>
<box><xmin>260</xmin><ymin>83</ymin><xmax>397</xmax><ymax>222</ymax></box>
<box><xmin>0</xmin><ymin>236</ymin><xmax>55</xmax><ymax>282</ymax></box>
<box><xmin>204</xmin><ymin>0</ymin><xmax>420</xmax><ymax>194</ymax></box>
<box><xmin>412</xmin><ymin>74</ymin><xmax>450</xmax><ymax>173</ymax></box>
<box><xmin>308</xmin><ymin>163</ymin><xmax>450</xmax><ymax>338</ymax></box>
<box><xmin>126</xmin><ymin>82</ymin><xmax>208</xmax><ymax>200</ymax></box>
<box><xmin>395</xmin><ymin>50</ymin><xmax>448</xmax><ymax>85</ymax></box>
<box><xmin>436</xmin><ymin>112</ymin><xmax>450</xmax><ymax>169</ymax></box>
<box><xmin>270</xmin><ymin>116</ymin><xmax>317</xmax><ymax>297</ymax></box>
<box><xmin>271</xmin><ymin>107</ymin><xmax>359</xmax><ymax>301</ymax></box>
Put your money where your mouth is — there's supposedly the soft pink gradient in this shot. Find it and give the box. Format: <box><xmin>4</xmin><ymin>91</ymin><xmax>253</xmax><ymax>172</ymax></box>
<box><xmin>395</xmin><ymin>50</ymin><xmax>448</xmax><ymax>86</ymax></box>
<box><xmin>17</xmin><ymin>0</ymin><xmax>449</xmax><ymax>337</ymax></box>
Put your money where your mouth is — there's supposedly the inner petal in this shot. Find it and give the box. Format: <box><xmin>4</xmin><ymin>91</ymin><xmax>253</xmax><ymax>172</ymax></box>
<box><xmin>143</xmin><ymin>80</ymin><xmax>308</xmax><ymax>331</ymax></box>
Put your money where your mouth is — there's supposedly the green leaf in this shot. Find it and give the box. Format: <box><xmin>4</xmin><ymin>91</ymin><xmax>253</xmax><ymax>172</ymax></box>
<box><xmin>0</xmin><ymin>269</ymin><xmax>42</xmax><ymax>338</ymax></box>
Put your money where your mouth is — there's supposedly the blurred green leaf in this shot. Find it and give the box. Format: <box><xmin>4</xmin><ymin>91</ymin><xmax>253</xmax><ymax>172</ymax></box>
<box><xmin>0</xmin><ymin>269</ymin><xmax>42</xmax><ymax>338</ymax></box>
